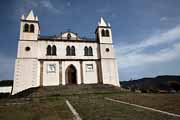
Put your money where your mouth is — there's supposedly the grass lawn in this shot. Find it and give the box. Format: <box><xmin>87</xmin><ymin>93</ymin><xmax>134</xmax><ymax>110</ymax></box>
<box><xmin>0</xmin><ymin>89</ymin><xmax>180</xmax><ymax>120</ymax></box>
<box><xmin>67</xmin><ymin>94</ymin><xmax>180</xmax><ymax>120</ymax></box>
<box><xmin>0</xmin><ymin>97</ymin><xmax>73</xmax><ymax>120</ymax></box>
<box><xmin>108</xmin><ymin>93</ymin><xmax>180</xmax><ymax>115</ymax></box>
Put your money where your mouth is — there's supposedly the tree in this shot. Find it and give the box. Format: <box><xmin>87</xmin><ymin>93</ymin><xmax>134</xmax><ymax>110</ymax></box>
<box><xmin>169</xmin><ymin>81</ymin><xmax>180</xmax><ymax>91</ymax></box>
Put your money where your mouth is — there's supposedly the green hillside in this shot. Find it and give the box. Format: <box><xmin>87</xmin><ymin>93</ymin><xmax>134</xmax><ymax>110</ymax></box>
<box><xmin>0</xmin><ymin>86</ymin><xmax>179</xmax><ymax>120</ymax></box>
<box><xmin>121</xmin><ymin>75</ymin><xmax>180</xmax><ymax>92</ymax></box>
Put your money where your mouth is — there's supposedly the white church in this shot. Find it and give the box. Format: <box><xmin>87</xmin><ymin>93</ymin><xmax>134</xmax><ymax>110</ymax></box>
<box><xmin>12</xmin><ymin>10</ymin><xmax>120</xmax><ymax>95</ymax></box>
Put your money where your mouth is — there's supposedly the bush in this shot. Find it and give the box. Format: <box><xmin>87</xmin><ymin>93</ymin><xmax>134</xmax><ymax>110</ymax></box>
<box><xmin>148</xmin><ymin>88</ymin><xmax>159</xmax><ymax>93</ymax></box>
<box><xmin>169</xmin><ymin>81</ymin><xmax>180</xmax><ymax>91</ymax></box>
<box><xmin>140</xmin><ymin>89</ymin><xmax>148</xmax><ymax>93</ymax></box>
<box><xmin>0</xmin><ymin>93</ymin><xmax>10</xmax><ymax>98</ymax></box>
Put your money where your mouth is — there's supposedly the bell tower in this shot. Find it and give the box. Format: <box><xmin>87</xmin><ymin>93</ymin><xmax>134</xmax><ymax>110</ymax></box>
<box><xmin>95</xmin><ymin>17</ymin><xmax>112</xmax><ymax>44</ymax></box>
<box><xmin>96</xmin><ymin>17</ymin><xmax>120</xmax><ymax>87</ymax></box>
<box><xmin>12</xmin><ymin>10</ymin><xmax>40</xmax><ymax>95</ymax></box>
<box><xmin>20</xmin><ymin>10</ymin><xmax>40</xmax><ymax>40</ymax></box>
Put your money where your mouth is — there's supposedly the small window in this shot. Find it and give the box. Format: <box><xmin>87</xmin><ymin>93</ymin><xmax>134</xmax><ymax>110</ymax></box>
<box><xmin>84</xmin><ymin>46</ymin><xmax>88</xmax><ymax>56</ymax></box>
<box><xmin>106</xmin><ymin>30</ymin><xmax>109</xmax><ymax>37</ymax></box>
<box><xmin>52</xmin><ymin>45</ymin><xmax>57</xmax><ymax>56</ymax></box>
<box><xmin>66</xmin><ymin>46</ymin><xmax>76</xmax><ymax>56</ymax></box>
<box><xmin>101</xmin><ymin>29</ymin><xmax>105</xmax><ymax>37</ymax></box>
<box><xmin>66</xmin><ymin>46</ymin><xmax>71</xmax><ymax>56</ymax></box>
<box><xmin>47</xmin><ymin>64</ymin><xmax>56</xmax><ymax>73</ymax></box>
<box><xmin>25</xmin><ymin>46</ymin><xmax>31</xmax><ymax>51</ymax></box>
<box><xmin>105</xmin><ymin>48</ymin><xmax>110</xmax><ymax>52</ymax></box>
<box><xmin>88</xmin><ymin>47</ymin><xmax>93</xmax><ymax>56</ymax></box>
<box><xmin>30</xmin><ymin>24</ymin><xmax>35</xmax><ymax>33</ymax></box>
<box><xmin>47</xmin><ymin>45</ymin><xmax>51</xmax><ymax>55</ymax></box>
<box><xmin>84</xmin><ymin>46</ymin><xmax>93</xmax><ymax>56</ymax></box>
<box><xmin>86</xmin><ymin>64</ymin><xmax>93</xmax><ymax>72</ymax></box>
<box><xmin>23</xmin><ymin>24</ymin><xmax>29</xmax><ymax>32</ymax></box>
<box><xmin>71</xmin><ymin>46</ymin><xmax>75</xmax><ymax>56</ymax></box>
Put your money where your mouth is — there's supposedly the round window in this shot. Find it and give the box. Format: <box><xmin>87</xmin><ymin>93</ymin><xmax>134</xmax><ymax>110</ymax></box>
<box><xmin>67</xmin><ymin>33</ymin><xmax>71</xmax><ymax>40</ymax></box>
<box><xmin>105</xmin><ymin>48</ymin><xmax>110</xmax><ymax>52</ymax></box>
<box><xmin>25</xmin><ymin>46</ymin><xmax>31</xmax><ymax>51</ymax></box>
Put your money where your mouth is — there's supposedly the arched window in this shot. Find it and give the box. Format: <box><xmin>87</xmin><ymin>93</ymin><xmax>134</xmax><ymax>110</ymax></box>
<box><xmin>89</xmin><ymin>47</ymin><xmax>93</xmax><ymax>56</ymax></box>
<box><xmin>84</xmin><ymin>46</ymin><xmax>88</xmax><ymax>56</ymax></box>
<box><xmin>23</xmin><ymin>24</ymin><xmax>29</xmax><ymax>32</ymax></box>
<box><xmin>66</xmin><ymin>46</ymin><xmax>71</xmax><ymax>56</ymax></box>
<box><xmin>106</xmin><ymin>30</ymin><xmax>109</xmax><ymax>37</ymax></box>
<box><xmin>71</xmin><ymin>46</ymin><xmax>75</xmax><ymax>56</ymax></box>
<box><xmin>101</xmin><ymin>29</ymin><xmax>105</xmax><ymax>37</ymax></box>
<box><xmin>30</xmin><ymin>24</ymin><xmax>35</xmax><ymax>33</ymax></box>
<box><xmin>52</xmin><ymin>45</ymin><xmax>56</xmax><ymax>55</ymax></box>
<box><xmin>47</xmin><ymin>45</ymin><xmax>51</xmax><ymax>55</ymax></box>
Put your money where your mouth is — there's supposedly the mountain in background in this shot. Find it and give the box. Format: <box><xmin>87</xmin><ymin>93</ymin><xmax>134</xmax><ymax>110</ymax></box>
<box><xmin>0</xmin><ymin>80</ymin><xmax>13</xmax><ymax>87</ymax></box>
<box><xmin>1</xmin><ymin>75</ymin><xmax>180</xmax><ymax>93</ymax></box>
<box><xmin>120</xmin><ymin>75</ymin><xmax>180</xmax><ymax>92</ymax></box>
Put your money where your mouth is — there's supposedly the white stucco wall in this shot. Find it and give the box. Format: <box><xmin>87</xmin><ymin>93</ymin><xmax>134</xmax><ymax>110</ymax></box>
<box><xmin>38</xmin><ymin>41</ymin><xmax>98</xmax><ymax>60</ymax></box>
<box><xmin>12</xmin><ymin>59</ymin><xmax>40</xmax><ymax>95</ymax></box>
<box><xmin>101</xmin><ymin>59</ymin><xmax>120</xmax><ymax>87</ymax></box>
<box><xmin>82</xmin><ymin>61</ymin><xmax>98</xmax><ymax>84</ymax></box>
<box><xmin>17</xmin><ymin>41</ymin><xmax>99</xmax><ymax>60</ymax></box>
<box><xmin>99</xmin><ymin>37</ymin><xmax>120</xmax><ymax>87</ymax></box>
<box><xmin>100</xmin><ymin>44</ymin><xmax>115</xmax><ymax>59</ymax></box>
<box><xmin>17</xmin><ymin>41</ymin><xmax>38</xmax><ymax>58</ymax></box>
<box><xmin>43</xmin><ymin>61</ymin><xmax>60</xmax><ymax>86</ymax></box>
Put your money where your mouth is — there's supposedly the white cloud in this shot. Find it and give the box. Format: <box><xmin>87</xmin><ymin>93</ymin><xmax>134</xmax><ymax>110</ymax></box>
<box><xmin>67</xmin><ymin>1</ymin><xmax>71</xmax><ymax>7</ymax></box>
<box><xmin>41</xmin><ymin>0</ymin><xmax>53</xmax><ymax>8</ymax></box>
<box><xmin>160</xmin><ymin>17</ymin><xmax>168</xmax><ymax>22</ymax></box>
<box><xmin>40</xmin><ymin>0</ymin><xmax>60</xmax><ymax>13</ymax></box>
<box><xmin>17</xmin><ymin>0</ymin><xmax>62</xmax><ymax>14</ymax></box>
<box><xmin>118</xmin><ymin>43</ymin><xmax>180</xmax><ymax>68</ymax></box>
<box><xmin>115</xmin><ymin>25</ymin><xmax>180</xmax><ymax>68</ymax></box>
<box><xmin>118</xmin><ymin>25</ymin><xmax>180</xmax><ymax>54</ymax></box>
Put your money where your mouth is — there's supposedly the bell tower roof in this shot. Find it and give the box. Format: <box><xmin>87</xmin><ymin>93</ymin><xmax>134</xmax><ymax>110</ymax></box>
<box><xmin>98</xmin><ymin>17</ymin><xmax>108</xmax><ymax>27</ymax></box>
<box><xmin>95</xmin><ymin>17</ymin><xmax>111</xmax><ymax>34</ymax></box>
<box><xmin>21</xmin><ymin>10</ymin><xmax>38</xmax><ymax>21</ymax></box>
<box><xmin>107</xmin><ymin>22</ymin><xmax>111</xmax><ymax>27</ymax></box>
<box><xmin>21</xmin><ymin>14</ymin><xmax>25</xmax><ymax>20</ymax></box>
<box><xmin>26</xmin><ymin>10</ymin><xmax>35</xmax><ymax>20</ymax></box>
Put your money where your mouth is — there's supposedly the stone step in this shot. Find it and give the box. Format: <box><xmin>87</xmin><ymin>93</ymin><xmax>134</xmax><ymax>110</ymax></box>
<box><xmin>12</xmin><ymin>84</ymin><xmax>121</xmax><ymax>98</ymax></box>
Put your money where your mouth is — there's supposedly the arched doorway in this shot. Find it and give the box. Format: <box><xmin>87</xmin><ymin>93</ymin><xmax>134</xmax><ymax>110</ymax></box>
<box><xmin>65</xmin><ymin>65</ymin><xmax>77</xmax><ymax>84</ymax></box>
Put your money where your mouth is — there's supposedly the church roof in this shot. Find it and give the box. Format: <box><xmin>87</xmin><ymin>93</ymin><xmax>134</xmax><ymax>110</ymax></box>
<box><xmin>38</xmin><ymin>32</ymin><xmax>96</xmax><ymax>42</ymax></box>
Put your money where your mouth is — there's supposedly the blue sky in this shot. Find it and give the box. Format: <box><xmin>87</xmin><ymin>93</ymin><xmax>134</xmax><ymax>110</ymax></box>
<box><xmin>0</xmin><ymin>0</ymin><xmax>180</xmax><ymax>81</ymax></box>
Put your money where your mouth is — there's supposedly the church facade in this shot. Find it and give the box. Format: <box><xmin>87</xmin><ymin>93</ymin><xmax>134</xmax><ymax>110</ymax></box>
<box><xmin>12</xmin><ymin>10</ymin><xmax>120</xmax><ymax>95</ymax></box>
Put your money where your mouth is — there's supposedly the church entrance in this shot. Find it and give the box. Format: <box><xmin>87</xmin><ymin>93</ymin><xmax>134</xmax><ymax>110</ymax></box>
<box><xmin>65</xmin><ymin>65</ymin><xmax>77</xmax><ymax>84</ymax></box>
